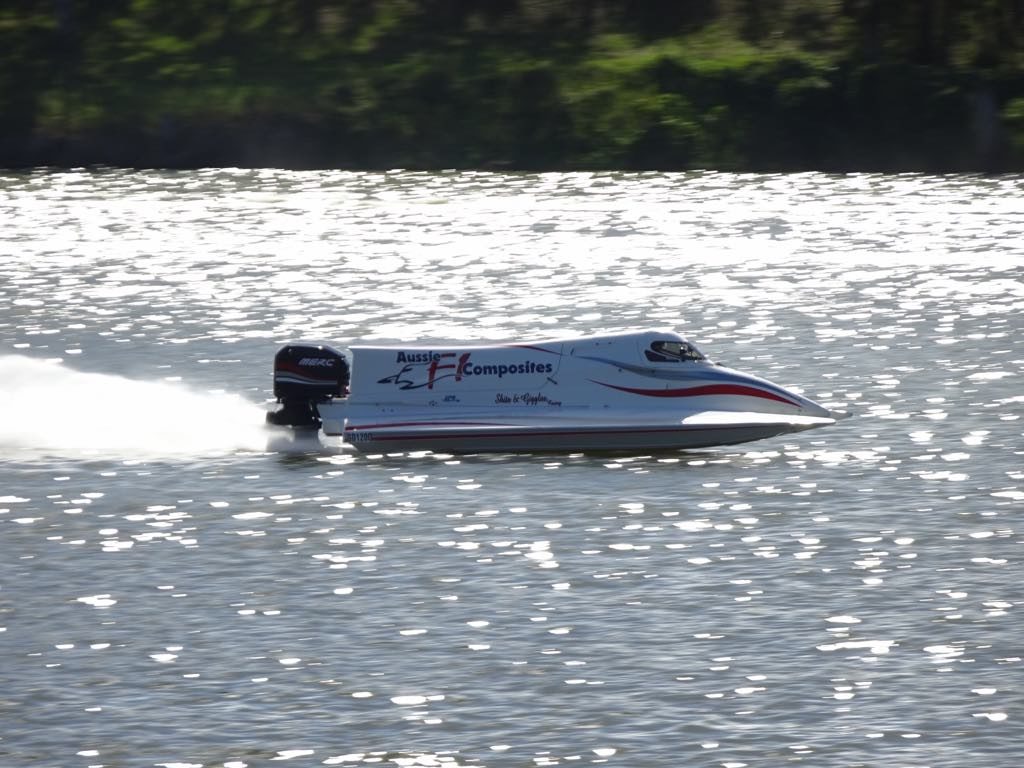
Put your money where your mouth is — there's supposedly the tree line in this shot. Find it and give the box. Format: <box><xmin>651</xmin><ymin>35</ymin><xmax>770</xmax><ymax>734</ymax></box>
<box><xmin>1</xmin><ymin>0</ymin><xmax>1022</xmax><ymax>170</ymax></box>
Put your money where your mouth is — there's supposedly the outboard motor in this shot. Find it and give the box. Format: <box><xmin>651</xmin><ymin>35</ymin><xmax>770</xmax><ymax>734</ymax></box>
<box><xmin>266</xmin><ymin>344</ymin><xmax>350</xmax><ymax>429</ymax></box>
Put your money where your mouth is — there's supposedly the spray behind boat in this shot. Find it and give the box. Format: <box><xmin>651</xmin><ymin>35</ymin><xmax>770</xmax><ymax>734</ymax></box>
<box><xmin>266</xmin><ymin>344</ymin><xmax>349</xmax><ymax>429</ymax></box>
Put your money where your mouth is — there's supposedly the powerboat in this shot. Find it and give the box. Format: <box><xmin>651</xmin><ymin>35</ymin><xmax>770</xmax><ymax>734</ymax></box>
<box><xmin>266</xmin><ymin>330</ymin><xmax>848</xmax><ymax>453</ymax></box>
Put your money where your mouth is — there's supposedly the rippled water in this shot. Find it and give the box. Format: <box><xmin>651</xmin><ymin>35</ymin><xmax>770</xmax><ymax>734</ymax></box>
<box><xmin>1</xmin><ymin>170</ymin><xmax>1022</xmax><ymax>767</ymax></box>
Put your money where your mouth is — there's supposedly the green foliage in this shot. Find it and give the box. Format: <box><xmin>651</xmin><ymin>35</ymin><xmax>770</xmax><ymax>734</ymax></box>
<box><xmin>1</xmin><ymin>0</ymin><xmax>1021</xmax><ymax>169</ymax></box>
<box><xmin>1004</xmin><ymin>96</ymin><xmax>1024</xmax><ymax>161</ymax></box>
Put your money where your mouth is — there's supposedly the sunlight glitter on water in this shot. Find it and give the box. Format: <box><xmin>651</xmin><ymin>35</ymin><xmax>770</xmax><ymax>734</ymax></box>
<box><xmin>2</xmin><ymin>169</ymin><xmax>1022</xmax><ymax>768</ymax></box>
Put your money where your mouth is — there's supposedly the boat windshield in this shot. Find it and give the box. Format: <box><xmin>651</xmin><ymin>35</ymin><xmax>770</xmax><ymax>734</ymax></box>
<box><xmin>645</xmin><ymin>340</ymin><xmax>706</xmax><ymax>363</ymax></box>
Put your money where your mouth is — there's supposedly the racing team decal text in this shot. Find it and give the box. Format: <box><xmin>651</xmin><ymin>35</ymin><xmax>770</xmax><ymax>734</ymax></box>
<box><xmin>379</xmin><ymin>352</ymin><xmax>553</xmax><ymax>390</ymax></box>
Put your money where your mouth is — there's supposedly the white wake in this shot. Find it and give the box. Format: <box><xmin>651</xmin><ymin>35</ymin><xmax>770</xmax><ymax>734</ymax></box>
<box><xmin>0</xmin><ymin>355</ymin><xmax>271</xmax><ymax>460</ymax></box>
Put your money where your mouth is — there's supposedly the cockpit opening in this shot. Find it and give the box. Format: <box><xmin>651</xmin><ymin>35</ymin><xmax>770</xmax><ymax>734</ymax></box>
<box><xmin>645</xmin><ymin>339</ymin><xmax>706</xmax><ymax>363</ymax></box>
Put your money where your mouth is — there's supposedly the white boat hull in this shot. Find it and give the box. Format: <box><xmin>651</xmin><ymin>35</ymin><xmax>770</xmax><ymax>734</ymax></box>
<box><xmin>269</xmin><ymin>330</ymin><xmax>849</xmax><ymax>454</ymax></box>
<box><xmin>322</xmin><ymin>409</ymin><xmax>837</xmax><ymax>453</ymax></box>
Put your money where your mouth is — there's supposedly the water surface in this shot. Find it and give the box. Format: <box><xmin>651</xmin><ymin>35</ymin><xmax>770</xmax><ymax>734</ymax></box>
<box><xmin>1</xmin><ymin>170</ymin><xmax>1021</xmax><ymax>767</ymax></box>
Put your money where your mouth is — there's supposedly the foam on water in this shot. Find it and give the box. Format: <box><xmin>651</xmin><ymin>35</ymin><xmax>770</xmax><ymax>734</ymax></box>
<box><xmin>0</xmin><ymin>355</ymin><xmax>270</xmax><ymax>459</ymax></box>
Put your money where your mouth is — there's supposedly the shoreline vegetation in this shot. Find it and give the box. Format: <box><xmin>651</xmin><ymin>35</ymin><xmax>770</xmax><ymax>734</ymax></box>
<box><xmin>2</xmin><ymin>1</ymin><xmax>1023</xmax><ymax>172</ymax></box>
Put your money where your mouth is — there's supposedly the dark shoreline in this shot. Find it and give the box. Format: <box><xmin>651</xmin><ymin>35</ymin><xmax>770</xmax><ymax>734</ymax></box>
<box><xmin>5</xmin><ymin>76</ymin><xmax>1019</xmax><ymax>175</ymax></box>
<box><xmin>3</xmin><ymin>4</ymin><xmax>1023</xmax><ymax>174</ymax></box>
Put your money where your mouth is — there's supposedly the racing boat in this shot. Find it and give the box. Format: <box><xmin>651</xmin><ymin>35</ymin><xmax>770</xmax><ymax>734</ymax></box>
<box><xmin>266</xmin><ymin>329</ymin><xmax>848</xmax><ymax>453</ymax></box>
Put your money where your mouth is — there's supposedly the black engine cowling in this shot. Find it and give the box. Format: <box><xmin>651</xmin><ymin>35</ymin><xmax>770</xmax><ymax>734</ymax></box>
<box><xmin>266</xmin><ymin>344</ymin><xmax>349</xmax><ymax>429</ymax></box>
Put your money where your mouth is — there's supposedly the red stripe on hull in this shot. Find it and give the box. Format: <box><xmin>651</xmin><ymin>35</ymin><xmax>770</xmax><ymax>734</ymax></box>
<box><xmin>594</xmin><ymin>381</ymin><xmax>798</xmax><ymax>406</ymax></box>
<box><xmin>350</xmin><ymin>424</ymin><xmax>766</xmax><ymax>442</ymax></box>
<box><xmin>346</xmin><ymin>420</ymin><xmax>506</xmax><ymax>431</ymax></box>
